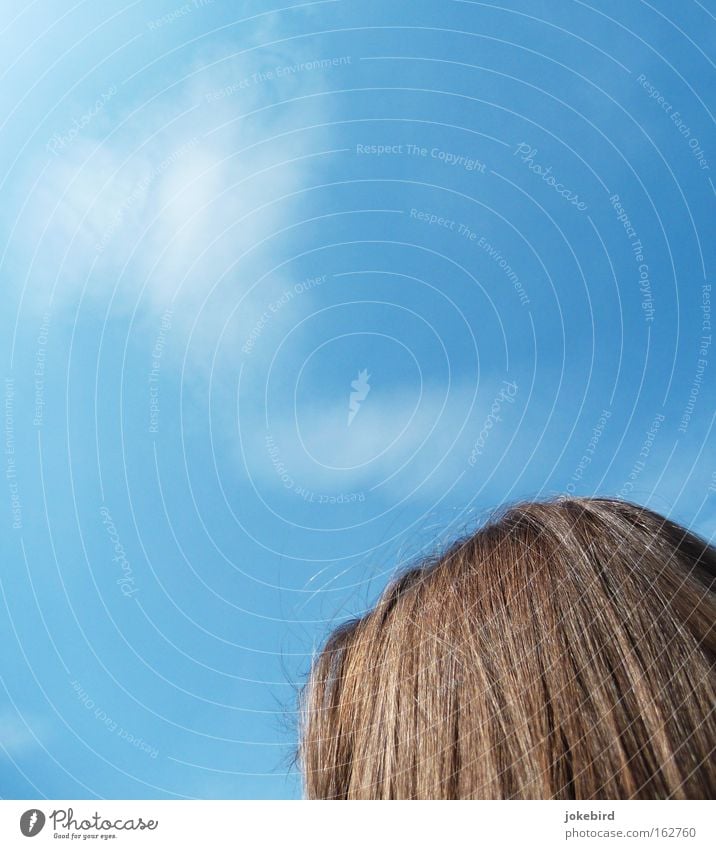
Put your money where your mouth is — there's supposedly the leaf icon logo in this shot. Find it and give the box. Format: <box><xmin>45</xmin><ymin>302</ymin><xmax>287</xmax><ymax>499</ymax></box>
<box><xmin>347</xmin><ymin>369</ymin><xmax>371</xmax><ymax>426</ymax></box>
<box><xmin>20</xmin><ymin>809</ymin><xmax>46</xmax><ymax>837</ymax></box>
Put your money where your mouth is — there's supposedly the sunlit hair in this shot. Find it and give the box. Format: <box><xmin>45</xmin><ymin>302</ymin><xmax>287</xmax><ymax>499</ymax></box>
<box><xmin>300</xmin><ymin>497</ymin><xmax>716</xmax><ymax>799</ymax></box>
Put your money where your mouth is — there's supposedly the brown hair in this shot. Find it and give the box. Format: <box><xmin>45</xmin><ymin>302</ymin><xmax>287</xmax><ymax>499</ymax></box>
<box><xmin>300</xmin><ymin>497</ymin><xmax>716</xmax><ymax>799</ymax></box>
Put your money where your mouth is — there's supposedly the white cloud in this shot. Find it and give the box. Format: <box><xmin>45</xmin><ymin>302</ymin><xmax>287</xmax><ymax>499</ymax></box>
<box><xmin>11</xmin><ymin>28</ymin><xmax>332</xmax><ymax>366</ymax></box>
<box><xmin>236</xmin><ymin>377</ymin><xmax>526</xmax><ymax>504</ymax></box>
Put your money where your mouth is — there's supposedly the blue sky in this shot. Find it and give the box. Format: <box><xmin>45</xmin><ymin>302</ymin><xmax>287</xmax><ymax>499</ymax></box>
<box><xmin>1</xmin><ymin>0</ymin><xmax>715</xmax><ymax>799</ymax></box>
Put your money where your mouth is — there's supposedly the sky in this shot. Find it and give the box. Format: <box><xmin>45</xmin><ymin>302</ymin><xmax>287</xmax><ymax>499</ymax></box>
<box><xmin>0</xmin><ymin>0</ymin><xmax>715</xmax><ymax>800</ymax></box>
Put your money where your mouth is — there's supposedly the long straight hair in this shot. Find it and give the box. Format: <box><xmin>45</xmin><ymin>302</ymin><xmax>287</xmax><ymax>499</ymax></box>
<box><xmin>300</xmin><ymin>497</ymin><xmax>716</xmax><ymax>799</ymax></box>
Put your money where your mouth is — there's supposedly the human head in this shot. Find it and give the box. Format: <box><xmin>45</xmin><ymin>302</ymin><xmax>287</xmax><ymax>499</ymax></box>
<box><xmin>300</xmin><ymin>497</ymin><xmax>715</xmax><ymax>798</ymax></box>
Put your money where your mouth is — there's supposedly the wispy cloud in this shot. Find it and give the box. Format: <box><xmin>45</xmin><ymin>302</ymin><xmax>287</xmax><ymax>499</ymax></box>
<box><xmin>10</xmin><ymin>25</ymin><xmax>333</xmax><ymax>364</ymax></box>
<box><xmin>236</xmin><ymin>376</ymin><xmax>528</xmax><ymax>504</ymax></box>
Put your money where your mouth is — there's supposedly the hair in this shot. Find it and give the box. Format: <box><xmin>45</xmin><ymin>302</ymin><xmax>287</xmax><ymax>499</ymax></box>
<box><xmin>300</xmin><ymin>497</ymin><xmax>716</xmax><ymax>799</ymax></box>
